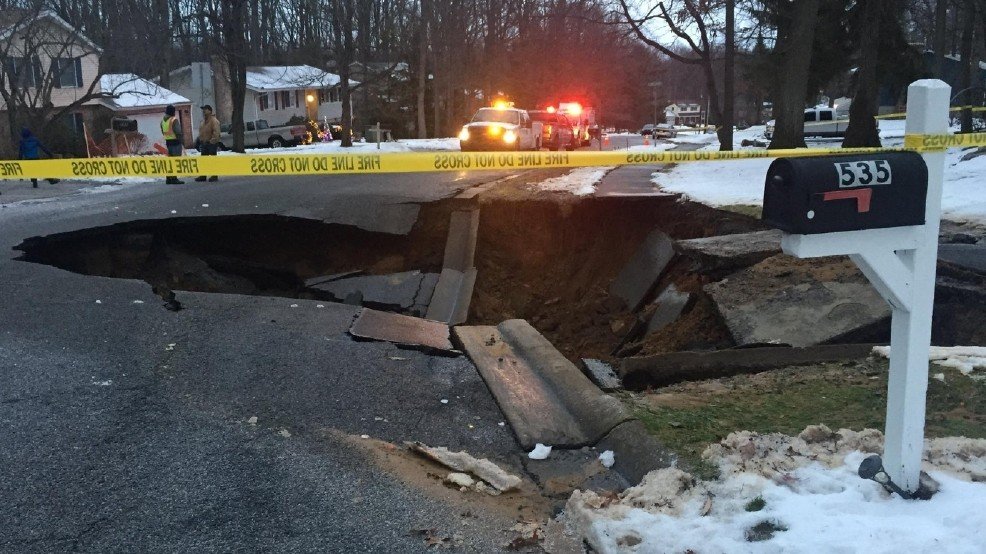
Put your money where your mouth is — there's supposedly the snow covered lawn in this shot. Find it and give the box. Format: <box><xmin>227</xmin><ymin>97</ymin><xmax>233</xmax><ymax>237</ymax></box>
<box><xmin>566</xmin><ymin>426</ymin><xmax>986</xmax><ymax>554</ymax></box>
<box><xmin>219</xmin><ymin>137</ymin><xmax>462</xmax><ymax>156</ymax></box>
<box><xmin>652</xmin><ymin>123</ymin><xmax>986</xmax><ymax>225</ymax></box>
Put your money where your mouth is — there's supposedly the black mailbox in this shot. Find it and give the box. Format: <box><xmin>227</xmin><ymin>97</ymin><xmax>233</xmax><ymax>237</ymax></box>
<box><xmin>762</xmin><ymin>152</ymin><xmax>928</xmax><ymax>234</ymax></box>
<box><xmin>111</xmin><ymin>117</ymin><xmax>138</xmax><ymax>132</ymax></box>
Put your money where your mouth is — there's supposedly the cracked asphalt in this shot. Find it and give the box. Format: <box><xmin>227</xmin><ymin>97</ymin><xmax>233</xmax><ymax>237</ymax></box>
<box><xmin>0</xmin><ymin>170</ymin><xmax>537</xmax><ymax>552</ymax></box>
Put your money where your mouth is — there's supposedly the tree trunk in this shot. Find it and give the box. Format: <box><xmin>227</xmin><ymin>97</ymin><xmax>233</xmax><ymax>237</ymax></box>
<box><xmin>933</xmin><ymin>0</ymin><xmax>948</xmax><ymax>79</ymax></box>
<box><xmin>768</xmin><ymin>0</ymin><xmax>821</xmax><ymax>149</ymax></box>
<box><xmin>719</xmin><ymin>0</ymin><xmax>735</xmax><ymax>151</ymax></box>
<box><xmin>416</xmin><ymin>0</ymin><xmax>429</xmax><ymax>138</ymax></box>
<box><xmin>224</xmin><ymin>0</ymin><xmax>248</xmax><ymax>152</ymax></box>
<box><xmin>960</xmin><ymin>0</ymin><xmax>975</xmax><ymax>133</ymax></box>
<box><xmin>340</xmin><ymin>72</ymin><xmax>353</xmax><ymax>147</ymax></box>
<box><xmin>843</xmin><ymin>0</ymin><xmax>882</xmax><ymax>148</ymax></box>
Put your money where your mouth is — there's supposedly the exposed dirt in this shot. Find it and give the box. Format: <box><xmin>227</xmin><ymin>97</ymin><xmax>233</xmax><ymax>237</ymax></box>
<box><xmin>468</xmin><ymin>196</ymin><xmax>761</xmax><ymax>360</ymax></box>
<box><xmin>14</xmin><ymin>192</ymin><xmax>985</xmax><ymax>363</ymax></box>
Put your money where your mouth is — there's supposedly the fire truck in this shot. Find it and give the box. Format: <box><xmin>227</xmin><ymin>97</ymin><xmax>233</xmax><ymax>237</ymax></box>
<box><xmin>555</xmin><ymin>102</ymin><xmax>599</xmax><ymax>147</ymax></box>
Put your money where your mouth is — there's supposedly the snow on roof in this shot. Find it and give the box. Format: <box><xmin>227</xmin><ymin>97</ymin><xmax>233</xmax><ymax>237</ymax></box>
<box><xmin>246</xmin><ymin>65</ymin><xmax>350</xmax><ymax>91</ymax></box>
<box><xmin>99</xmin><ymin>74</ymin><xmax>189</xmax><ymax>109</ymax></box>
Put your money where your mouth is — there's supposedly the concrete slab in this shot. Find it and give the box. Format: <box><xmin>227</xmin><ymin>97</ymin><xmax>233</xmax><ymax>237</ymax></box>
<box><xmin>608</xmin><ymin>229</ymin><xmax>675</xmax><ymax>311</ymax></box>
<box><xmin>349</xmin><ymin>308</ymin><xmax>456</xmax><ymax>353</ymax></box>
<box><xmin>620</xmin><ymin>343</ymin><xmax>878</xmax><ymax>390</ymax></box>
<box><xmin>705</xmin><ymin>257</ymin><xmax>890</xmax><ymax>347</ymax></box>
<box><xmin>425</xmin><ymin>268</ymin><xmax>477</xmax><ymax>325</ymax></box>
<box><xmin>581</xmin><ymin>359</ymin><xmax>622</xmax><ymax>391</ymax></box>
<box><xmin>939</xmin><ymin>243</ymin><xmax>986</xmax><ymax>274</ymax></box>
<box><xmin>645</xmin><ymin>285</ymin><xmax>693</xmax><ymax>335</ymax></box>
<box><xmin>411</xmin><ymin>272</ymin><xmax>440</xmax><ymax>316</ymax></box>
<box><xmin>454</xmin><ymin>320</ymin><xmax>631</xmax><ymax>450</ymax></box>
<box><xmin>304</xmin><ymin>270</ymin><xmax>364</xmax><ymax>288</ymax></box>
<box><xmin>675</xmin><ymin>230</ymin><xmax>783</xmax><ymax>272</ymax></box>
<box><xmin>443</xmin><ymin>209</ymin><xmax>480</xmax><ymax>271</ymax></box>
<box><xmin>312</xmin><ymin>270</ymin><xmax>426</xmax><ymax>309</ymax></box>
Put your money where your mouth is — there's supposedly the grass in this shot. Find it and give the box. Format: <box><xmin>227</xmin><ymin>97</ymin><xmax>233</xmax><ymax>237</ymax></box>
<box><xmin>629</xmin><ymin>359</ymin><xmax>986</xmax><ymax>474</ymax></box>
<box><xmin>718</xmin><ymin>204</ymin><xmax>763</xmax><ymax>218</ymax></box>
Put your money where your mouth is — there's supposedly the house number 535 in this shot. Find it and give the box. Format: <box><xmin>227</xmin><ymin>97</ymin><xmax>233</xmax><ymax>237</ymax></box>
<box><xmin>835</xmin><ymin>160</ymin><xmax>892</xmax><ymax>188</ymax></box>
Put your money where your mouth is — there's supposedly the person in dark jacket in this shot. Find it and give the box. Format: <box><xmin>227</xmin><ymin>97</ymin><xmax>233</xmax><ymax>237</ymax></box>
<box><xmin>18</xmin><ymin>128</ymin><xmax>59</xmax><ymax>187</ymax></box>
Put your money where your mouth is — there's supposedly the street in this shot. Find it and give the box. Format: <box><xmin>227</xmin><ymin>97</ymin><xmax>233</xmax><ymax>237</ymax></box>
<box><xmin>0</xmin><ymin>169</ymin><xmax>551</xmax><ymax>551</ymax></box>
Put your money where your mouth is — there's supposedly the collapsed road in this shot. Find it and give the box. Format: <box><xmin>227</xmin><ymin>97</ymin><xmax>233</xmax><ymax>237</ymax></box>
<box><xmin>2</xmin><ymin>151</ymin><xmax>985</xmax><ymax>551</ymax></box>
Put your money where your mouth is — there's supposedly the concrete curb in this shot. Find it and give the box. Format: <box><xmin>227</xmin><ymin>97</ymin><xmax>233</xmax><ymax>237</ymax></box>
<box><xmin>456</xmin><ymin>319</ymin><xmax>678</xmax><ymax>484</ymax></box>
<box><xmin>425</xmin><ymin>268</ymin><xmax>477</xmax><ymax>325</ymax></box>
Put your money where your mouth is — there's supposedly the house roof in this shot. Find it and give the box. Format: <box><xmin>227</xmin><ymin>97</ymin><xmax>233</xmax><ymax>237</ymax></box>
<box><xmin>0</xmin><ymin>8</ymin><xmax>102</xmax><ymax>53</ymax></box>
<box><xmin>246</xmin><ymin>65</ymin><xmax>349</xmax><ymax>91</ymax></box>
<box><xmin>99</xmin><ymin>74</ymin><xmax>190</xmax><ymax>110</ymax></box>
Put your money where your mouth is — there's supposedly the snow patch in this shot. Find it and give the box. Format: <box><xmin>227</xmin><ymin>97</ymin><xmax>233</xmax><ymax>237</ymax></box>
<box><xmin>528</xmin><ymin>443</ymin><xmax>553</xmax><ymax>460</ymax></box>
<box><xmin>598</xmin><ymin>450</ymin><xmax>615</xmax><ymax>468</ymax></box>
<box><xmin>565</xmin><ymin>426</ymin><xmax>986</xmax><ymax>554</ymax></box>
<box><xmin>872</xmin><ymin>345</ymin><xmax>986</xmax><ymax>376</ymax></box>
<box><xmin>536</xmin><ymin>167</ymin><xmax>613</xmax><ymax>196</ymax></box>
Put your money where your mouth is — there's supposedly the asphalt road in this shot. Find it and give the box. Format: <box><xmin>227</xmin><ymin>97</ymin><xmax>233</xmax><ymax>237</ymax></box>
<box><xmin>0</xmin><ymin>170</ymin><xmax>541</xmax><ymax>552</ymax></box>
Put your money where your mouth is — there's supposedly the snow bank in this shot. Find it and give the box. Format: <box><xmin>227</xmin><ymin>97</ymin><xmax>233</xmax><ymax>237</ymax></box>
<box><xmin>536</xmin><ymin>167</ymin><xmax>614</xmax><ymax>196</ymax></box>
<box><xmin>652</xmin><ymin>123</ymin><xmax>986</xmax><ymax>224</ymax></box>
<box><xmin>565</xmin><ymin>426</ymin><xmax>986</xmax><ymax>554</ymax></box>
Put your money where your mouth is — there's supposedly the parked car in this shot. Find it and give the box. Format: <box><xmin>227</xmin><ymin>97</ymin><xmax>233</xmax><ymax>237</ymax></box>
<box><xmin>764</xmin><ymin>107</ymin><xmax>848</xmax><ymax>140</ymax></box>
<box><xmin>651</xmin><ymin>124</ymin><xmax>678</xmax><ymax>139</ymax></box>
<box><xmin>218</xmin><ymin>119</ymin><xmax>307</xmax><ymax>149</ymax></box>
<box><xmin>639</xmin><ymin>123</ymin><xmax>656</xmax><ymax>136</ymax></box>
<box><xmin>529</xmin><ymin>110</ymin><xmax>575</xmax><ymax>151</ymax></box>
<box><xmin>458</xmin><ymin>106</ymin><xmax>542</xmax><ymax>151</ymax></box>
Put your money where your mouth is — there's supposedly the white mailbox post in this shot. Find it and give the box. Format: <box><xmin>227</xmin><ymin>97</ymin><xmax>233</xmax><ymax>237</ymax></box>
<box><xmin>775</xmin><ymin>80</ymin><xmax>950</xmax><ymax>494</ymax></box>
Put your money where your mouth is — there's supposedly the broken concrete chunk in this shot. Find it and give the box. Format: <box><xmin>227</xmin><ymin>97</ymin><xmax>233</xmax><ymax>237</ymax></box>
<box><xmin>455</xmin><ymin>320</ymin><xmax>632</xmax><ymax>449</ymax></box>
<box><xmin>705</xmin><ymin>255</ymin><xmax>890</xmax><ymax>347</ymax></box>
<box><xmin>938</xmin><ymin>243</ymin><xmax>986</xmax><ymax>275</ymax></box>
<box><xmin>425</xmin><ymin>268</ymin><xmax>477</xmax><ymax>325</ymax></box>
<box><xmin>349</xmin><ymin>308</ymin><xmax>456</xmax><ymax>353</ymax></box>
<box><xmin>407</xmin><ymin>442</ymin><xmax>522</xmax><ymax>492</ymax></box>
<box><xmin>312</xmin><ymin>270</ymin><xmax>432</xmax><ymax>310</ymax></box>
<box><xmin>609</xmin><ymin>230</ymin><xmax>675</xmax><ymax>311</ymax></box>
<box><xmin>581</xmin><ymin>358</ymin><xmax>622</xmax><ymax>391</ymax></box>
<box><xmin>644</xmin><ymin>285</ymin><xmax>693</xmax><ymax>335</ymax></box>
<box><xmin>304</xmin><ymin>270</ymin><xmax>365</xmax><ymax>288</ymax></box>
<box><xmin>675</xmin><ymin>230</ymin><xmax>783</xmax><ymax>272</ymax></box>
<box><xmin>411</xmin><ymin>272</ymin><xmax>440</xmax><ymax>316</ymax></box>
<box><xmin>442</xmin><ymin>209</ymin><xmax>480</xmax><ymax>272</ymax></box>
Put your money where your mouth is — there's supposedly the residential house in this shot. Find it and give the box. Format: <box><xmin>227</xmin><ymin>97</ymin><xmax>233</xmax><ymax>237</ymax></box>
<box><xmin>98</xmin><ymin>74</ymin><xmax>192</xmax><ymax>153</ymax></box>
<box><xmin>669</xmin><ymin>101</ymin><xmax>704</xmax><ymax>126</ymax></box>
<box><xmin>168</xmin><ymin>62</ymin><xmax>351</xmax><ymax>128</ymax></box>
<box><xmin>0</xmin><ymin>8</ymin><xmax>104</xmax><ymax>155</ymax></box>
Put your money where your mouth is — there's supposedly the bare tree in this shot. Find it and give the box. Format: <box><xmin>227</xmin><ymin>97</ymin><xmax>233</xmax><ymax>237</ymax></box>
<box><xmin>618</xmin><ymin>0</ymin><xmax>735</xmax><ymax>150</ymax></box>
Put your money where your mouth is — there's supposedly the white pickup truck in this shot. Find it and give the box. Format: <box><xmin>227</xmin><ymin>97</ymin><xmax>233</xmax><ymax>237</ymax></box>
<box><xmin>765</xmin><ymin>107</ymin><xmax>849</xmax><ymax>140</ymax></box>
<box><xmin>458</xmin><ymin>107</ymin><xmax>542</xmax><ymax>151</ymax></box>
<box><xmin>218</xmin><ymin>119</ymin><xmax>308</xmax><ymax>149</ymax></box>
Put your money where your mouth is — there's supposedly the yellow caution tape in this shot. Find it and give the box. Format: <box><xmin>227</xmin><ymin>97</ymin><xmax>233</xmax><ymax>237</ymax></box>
<box><xmin>1</xmin><ymin>147</ymin><xmax>915</xmax><ymax>180</ymax></box>
<box><xmin>1</xmin><ymin>132</ymin><xmax>983</xmax><ymax>180</ymax></box>
<box><xmin>904</xmin><ymin>132</ymin><xmax>986</xmax><ymax>150</ymax></box>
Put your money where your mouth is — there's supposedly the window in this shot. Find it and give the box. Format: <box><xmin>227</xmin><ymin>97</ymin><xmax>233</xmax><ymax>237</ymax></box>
<box><xmin>258</xmin><ymin>93</ymin><xmax>270</xmax><ymax>111</ymax></box>
<box><xmin>246</xmin><ymin>121</ymin><xmax>256</xmax><ymax>131</ymax></box>
<box><xmin>52</xmin><ymin>57</ymin><xmax>83</xmax><ymax>88</ymax></box>
<box><xmin>804</xmin><ymin>111</ymin><xmax>817</xmax><ymax>122</ymax></box>
<box><xmin>819</xmin><ymin>111</ymin><xmax>834</xmax><ymax>121</ymax></box>
<box><xmin>280</xmin><ymin>91</ymin><xmax>293</xmax><ymax>109</ymax></box>
<box><xmin>6</xmin><ymin>56</ymin><xmax>41</xmax><ymax>88</ymax></box>
<box><xmin>60</xmin><ymin>112</ymin><xmax>84</xmax><ymax>135</ymax></box>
